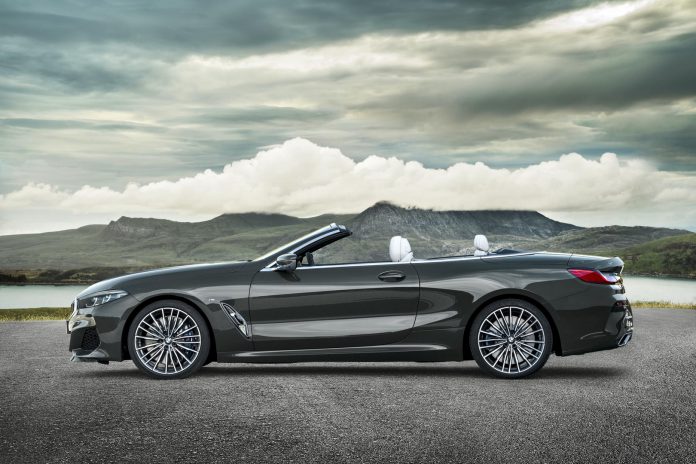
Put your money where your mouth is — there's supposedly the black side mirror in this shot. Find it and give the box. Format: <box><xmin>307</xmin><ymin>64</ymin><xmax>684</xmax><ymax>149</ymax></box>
<box><xmin>275</xmin><ymin>253</ymin><xmax>298</xmax><ymax>272</ymax></box>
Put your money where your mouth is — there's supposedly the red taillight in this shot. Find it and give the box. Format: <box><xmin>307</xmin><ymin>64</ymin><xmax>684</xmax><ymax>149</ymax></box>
<box><xmin>568</xmin><ymin>268</ymin><xmax>620</xmax><ymax>284</ymax></box>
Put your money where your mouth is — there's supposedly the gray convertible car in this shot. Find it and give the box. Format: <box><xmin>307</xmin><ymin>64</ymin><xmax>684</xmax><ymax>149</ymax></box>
<box><xmin>67</xmin><ymin>223</ymin><xmax>633</xmax><ymax>379</ymax></box>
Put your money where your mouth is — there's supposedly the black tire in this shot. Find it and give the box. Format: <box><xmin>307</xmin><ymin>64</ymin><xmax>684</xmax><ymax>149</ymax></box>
<box><xmin>469</xmin><ymin>299</ymin><xmax>553</xmax><ymax>379</ymax></box>
<box><xmin>128</xmin><ymin>300</ymin><xmax>210</xmax><ymax>379</ymax></box>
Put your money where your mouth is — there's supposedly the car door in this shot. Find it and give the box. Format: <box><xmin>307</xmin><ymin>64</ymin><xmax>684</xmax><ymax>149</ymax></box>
<box><xmin>248</xmin><ymin>262</ymin><xmax>420</xmax><ymax>351</ymax></box>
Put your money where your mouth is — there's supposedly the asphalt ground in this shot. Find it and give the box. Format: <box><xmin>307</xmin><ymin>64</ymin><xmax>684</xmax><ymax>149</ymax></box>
<box><xmin>0</xmin><ymin>308</ymin><xmax>695</xmax><ymax>463</ymax></box>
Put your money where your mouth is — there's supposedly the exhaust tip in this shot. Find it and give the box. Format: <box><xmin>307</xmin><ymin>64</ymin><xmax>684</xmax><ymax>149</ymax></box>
<box><xmin>618</xmin><ymin>333</ymin><xmax>632</xmax><ymax>347</ymax></box>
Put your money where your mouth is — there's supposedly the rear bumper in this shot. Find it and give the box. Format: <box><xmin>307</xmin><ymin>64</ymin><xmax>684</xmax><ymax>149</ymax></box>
<box><xmin>557</xmin><ymin>294</ymin><xmax>634</xmax><ymax>357</ymax></box>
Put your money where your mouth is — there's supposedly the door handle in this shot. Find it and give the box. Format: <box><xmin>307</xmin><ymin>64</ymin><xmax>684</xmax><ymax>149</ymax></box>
<box><xmin>378</xmin><ymin>271</ymin><xmax>406</xmax><ymax>282</ymax></box>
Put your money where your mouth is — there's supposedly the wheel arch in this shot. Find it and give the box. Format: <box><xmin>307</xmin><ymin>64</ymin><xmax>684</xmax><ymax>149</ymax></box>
<box><xmin>121</xmin><ymin>293</ymin><xmax>217</xmax><ymax>363</ymax></box>
<box><xmin>462</xmin><ymin>291</ymin><xmax>563</xmax><ymax>359</ymax></box>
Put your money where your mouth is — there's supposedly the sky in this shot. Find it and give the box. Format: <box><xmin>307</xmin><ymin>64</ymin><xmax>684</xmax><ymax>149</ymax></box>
<box><xmin>0</xmin><ymin>0</ymin><xmax>695</xmax><ymax>235</ymax></box>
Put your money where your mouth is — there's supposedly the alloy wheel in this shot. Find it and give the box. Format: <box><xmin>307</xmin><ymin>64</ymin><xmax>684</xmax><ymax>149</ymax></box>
<box><xmin>133</xmin><ymin>307</ymin><xmax>202</xmax><ymax>375</ymax></box>
<box><xmin>477</xmin><ymin>305</ymin><xmax>546</xmax><ymax>375</ymax></box>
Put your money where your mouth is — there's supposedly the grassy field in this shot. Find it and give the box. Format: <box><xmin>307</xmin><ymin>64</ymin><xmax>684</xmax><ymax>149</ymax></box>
<box><xmin>1</xmin><ymin>301</ymin><xmax>694</xmax><ymax>322</ymax></box>
<box><xmin>629</xmin><ymin>300</ymin><xmax>696</xmax><ymax>309</ymax></box>
<box><xmin>0</xmin><ymin>307</ymin><xmax>72</xmax><ymax>321</ymax></box>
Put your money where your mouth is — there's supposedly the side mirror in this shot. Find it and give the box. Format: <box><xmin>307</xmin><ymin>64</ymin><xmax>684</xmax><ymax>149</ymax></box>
<box><xmin>275</xmin><ymin>253</ymin><xmax>297</xmax><ymax>272</ymax></box>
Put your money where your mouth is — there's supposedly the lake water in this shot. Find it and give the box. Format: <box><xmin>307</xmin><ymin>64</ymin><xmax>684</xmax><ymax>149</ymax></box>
<box><xmin>621</xmin><ymin>276</ymin><xmax>696</xmax><ymax>304</ymax></box>
<box><xmin>0</xmin><ymin>276</ymin><xmax>694</xmax><ymax>309</ymax></box>
<box><xmin>0</xmin><ymin>285</ymin><xmax>87</xmax><ymax>309</ymax></box>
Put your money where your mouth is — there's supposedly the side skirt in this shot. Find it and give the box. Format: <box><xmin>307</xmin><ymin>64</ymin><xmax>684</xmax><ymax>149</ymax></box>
<box><xmin>218</xmin><ymin>344</ymin><xmax>457</xmax><ymax>363</ymax></box>
<box><xmin>217</xmin><ymin>327</ymin><xmax>465</xmax><ymax>363</ymax></box>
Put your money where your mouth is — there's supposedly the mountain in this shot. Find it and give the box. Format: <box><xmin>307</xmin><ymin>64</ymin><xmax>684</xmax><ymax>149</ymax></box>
<box><xmin>0</xmin><ymin>212</ymin><xmax>351</xmax><ymax>270</ymax></box>
<box><xmin>320</xmin><ymin>202</ymin><xmax>582</xmax><ymax>262</ymax></box>
<box><xmin>349</xmin><ymin>202</ymin><xmax>579</xmax><ymax>240</ymax></box>
<box><xmin>0</xmin><ymin>202</ymin><xmax>692</xmax><ymax>282</ymax></box>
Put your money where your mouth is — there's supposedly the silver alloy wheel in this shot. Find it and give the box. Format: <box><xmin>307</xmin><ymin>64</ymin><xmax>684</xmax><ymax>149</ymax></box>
<box><xmin>134</xmin><ymin>307</ymin><xmax>201</xmax><ymax>375</ymax></box>
<box><xmin>477</xmin><ymin>306</ymin><xmax>546</xmax><ymax>375</ymax></box>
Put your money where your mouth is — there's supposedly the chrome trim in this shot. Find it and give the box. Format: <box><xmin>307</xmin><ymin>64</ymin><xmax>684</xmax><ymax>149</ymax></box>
<box><xmin>231</xmin><ymin>343</ymin><xmax>448</xmax><ymax>358</ymax></box>
<box><xmin>67</xmin><ymin>314</ymin><xmax>95</xmax><ymax>333</ymax></box>
<box><xmin>70</xmin><ymin>348</ymin><xmax>110</xmax><ymax>362</ymax></box>
<box><xmin>417</xmin><ymin>252</ymin><xmax>538</xmax><ymax>263</ymax></box>
<box><xmin>618</xmin><ymin>333</ymin><xmax>632</xmax><ymax>347</ymax></box>
<box><xmin>261</xmin><ymin>261</ymin><xmax>407</xmax><ymax>271</ymax></box>
<box><xmin>69</xmin><ymin>298</ymin><xmax>78</xmax><ymax>319</ymax></box>
<box><xmin>220</xmin><ymin>302</ymin><xmax>250</xmax><ymax>338</ymax></box>
<box><xmin>624</xmin><ymin>310</ymin><xmax>634</xmax><ymax>330</ymax></box>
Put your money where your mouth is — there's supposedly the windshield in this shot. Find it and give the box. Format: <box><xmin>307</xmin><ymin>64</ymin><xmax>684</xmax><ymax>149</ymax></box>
<box><xmin>253</xmin><ymin>224</ymin><xmax>338</xmax><ymax>261</ymax></box>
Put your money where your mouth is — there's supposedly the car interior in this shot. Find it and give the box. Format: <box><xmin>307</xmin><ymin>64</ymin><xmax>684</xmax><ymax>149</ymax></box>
<box><xmin>298</xmin><ymin>233</ymin><xmax>496</xmax><ymax>267</ymax></box>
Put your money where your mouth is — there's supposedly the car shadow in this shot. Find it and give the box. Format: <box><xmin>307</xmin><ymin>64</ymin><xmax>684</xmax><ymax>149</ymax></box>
<box><xmin>75</xmin><ymin>364</ymin><xmax>628</xmax><ymax>380</ymax></box>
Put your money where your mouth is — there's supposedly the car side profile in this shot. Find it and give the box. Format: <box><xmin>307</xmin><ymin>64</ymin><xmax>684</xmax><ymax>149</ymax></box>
<box><xmin>67</xmin><ymin>223</ymin><xmax>633</xmax><ymax>379</ymax></box>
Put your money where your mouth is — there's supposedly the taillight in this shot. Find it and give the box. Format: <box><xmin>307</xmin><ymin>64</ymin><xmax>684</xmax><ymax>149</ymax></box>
<box><xmin>568</xmin><ymin>268</ymin><xmax>620</xmax><ymax>284</ymax></box>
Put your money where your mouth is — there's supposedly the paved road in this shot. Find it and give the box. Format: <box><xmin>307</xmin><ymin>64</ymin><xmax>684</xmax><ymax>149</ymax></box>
<box><xmin>1</xmin><ymin>308</ymin><xmax>695</xmax><ymax>463</ymax></box>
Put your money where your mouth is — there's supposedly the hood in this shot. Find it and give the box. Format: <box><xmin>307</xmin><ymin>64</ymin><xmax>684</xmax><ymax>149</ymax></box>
<box><xmin>76</xmin><ymin>261</ymin><xmax>251</xmax><ymax>299</ymax></box>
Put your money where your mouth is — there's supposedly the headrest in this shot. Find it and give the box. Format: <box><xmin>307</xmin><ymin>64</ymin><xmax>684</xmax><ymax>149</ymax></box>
<box><xmin>389</xmin><ymin>236</ymin><xmax>413</xmax><ymax>262</ymax></box>
<box><xmin>474</xmin><ymin>235</ymin><xmax>489</xmax><ymax>256</ymax></box>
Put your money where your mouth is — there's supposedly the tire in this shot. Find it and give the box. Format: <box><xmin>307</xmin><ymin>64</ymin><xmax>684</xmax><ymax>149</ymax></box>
<box><xmin>127</xmin><ymin>300</ymin><xmax>210</xmax><ymax>379</ymax></box>
<box><xmin>469</xmin><ymin>299</ymin><xmax>553</xmax><ymax>379</ymax></box>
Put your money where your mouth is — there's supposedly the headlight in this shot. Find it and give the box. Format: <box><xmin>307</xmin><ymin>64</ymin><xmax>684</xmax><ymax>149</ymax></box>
<box><xmin>77</xmin><ymin>290</ymin><xmax>128</xmax><ymax>309</ymax></box>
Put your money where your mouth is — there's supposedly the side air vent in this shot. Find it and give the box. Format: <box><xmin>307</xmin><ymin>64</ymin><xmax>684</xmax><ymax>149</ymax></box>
<box><xmin>220</xmin><ymin>302</ymin><xmax>250</xmax><ymax>338</ymax></box>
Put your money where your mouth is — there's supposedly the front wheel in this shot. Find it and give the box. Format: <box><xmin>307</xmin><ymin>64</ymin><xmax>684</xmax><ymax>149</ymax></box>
<box><xmin>470</xmin><ymin>299</ymin><xmax>553</xmax><ymax>379</ymax></box>
<box><xmin>128</xmin><ymin>300</ymin><xmax>210</xmax><ymax>379</ymax></box>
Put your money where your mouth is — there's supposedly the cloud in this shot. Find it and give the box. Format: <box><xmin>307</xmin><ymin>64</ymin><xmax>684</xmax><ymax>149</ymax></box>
<box><xmin>2</xmin><ymin>138</ymin><xmax>695</xmax><ymax>235</ymax></box>
<box><xmin>1</xmin><ymin>0</ymin><xmax>696</xmax><ymax>225</ymax></box>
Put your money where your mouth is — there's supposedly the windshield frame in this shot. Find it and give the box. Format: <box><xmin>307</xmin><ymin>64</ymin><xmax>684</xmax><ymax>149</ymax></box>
<box><xmin>253</xmin><ymin>224</ymin><xmax>346</xmax><ymax>262</ymax></box>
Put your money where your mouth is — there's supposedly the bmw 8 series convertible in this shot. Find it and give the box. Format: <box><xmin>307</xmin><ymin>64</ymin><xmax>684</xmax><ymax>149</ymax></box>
<box><xmin>67</xmin><ymin>223</ymin><xmax>633</xmax><ymax>379</ymax></box>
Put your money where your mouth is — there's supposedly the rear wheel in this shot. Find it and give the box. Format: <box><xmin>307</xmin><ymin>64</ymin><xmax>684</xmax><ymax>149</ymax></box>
<box><xmin>470</xmin><ymin>299</ymin><xmax>553</xmax><ymax>379</ymax></box>
<box><xmin>128</xmin><ymin>300</ymin><xmax>210</xmax><ymax>379</ymax></box>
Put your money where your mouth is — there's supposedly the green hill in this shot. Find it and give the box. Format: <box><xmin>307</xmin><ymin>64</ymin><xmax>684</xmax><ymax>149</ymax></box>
<box><xmin>0</xmin><ymin>202</ymin><xmax>692</xmax><ymax>282</ymax></box>
<box><xmin>614</xmin><ymin>233</ymin><xmax>696</xmax><ymax>278</ymax></box>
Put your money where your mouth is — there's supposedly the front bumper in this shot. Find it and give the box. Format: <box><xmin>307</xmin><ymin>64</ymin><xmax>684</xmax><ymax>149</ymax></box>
<box><xmin>66</xmin><ymin>295</ymin><xmax>140</xmax><ymax>363</ymax></box>
<box><xmin>67</xmin><ymin>307</ymin><xmax>107</xmax><ymax>362</ymax></box>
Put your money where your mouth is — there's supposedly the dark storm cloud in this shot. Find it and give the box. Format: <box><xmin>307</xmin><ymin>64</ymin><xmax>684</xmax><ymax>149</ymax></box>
<box><xmin>0</xmin><ymin>0</ymin><xmax>594</xmax><ymax>53</ymax></box>
<box><xmin>452</xmin><ymin>33</ymin><xmax>696</xmax><ymax>114</ymax></box>
<box><xmin>0</xmin><ymin>118</ymin><xmax>164</xmax><ymax>132</ymax></box>
<box><xmin>581</xmin><ymin>108</ymin><xmax>696</xmax><ymax>168</ymax></box>
<box><xmin>0</xmin><ymin>42</ymin><xmax>158</xmax><ymax>93</ymax></box>
<box><xmin>172</xmin><ymin>106</ymin><xmax>342</xmax><ymax>125</ymax></box>
<box><xmin>351</xmin><ymin>30</ymin><xmax>696</xmax><ymax>117</ymax></box>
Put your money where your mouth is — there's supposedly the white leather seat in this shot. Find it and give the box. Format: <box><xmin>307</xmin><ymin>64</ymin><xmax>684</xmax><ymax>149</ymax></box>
<box><xmin>474</xmin><ymin>235</ymin><xmax>490</xmax><ymax>256</ymax></box>
<box><xmin>389</xmin><ymin>236</ymin><xmax>414</xmax><ymax>262</ymax></box>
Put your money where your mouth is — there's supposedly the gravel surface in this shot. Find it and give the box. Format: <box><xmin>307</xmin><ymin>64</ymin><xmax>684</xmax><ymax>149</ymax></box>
<box><xmin>1</xmin><ymin>308</ymin><xmax>695</xmax><ymax>463</ymax></box>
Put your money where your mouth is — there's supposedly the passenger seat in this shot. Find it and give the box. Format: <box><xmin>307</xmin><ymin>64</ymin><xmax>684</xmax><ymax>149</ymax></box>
<box><xmin>389</xmin><ymin>236</ymin><xmax>414</xmax><ymax>262</ymax></box>
<box><xmin>474</xmin><ymin>235</ymin><xmax>490</xmax><ymax>256</ymax></box>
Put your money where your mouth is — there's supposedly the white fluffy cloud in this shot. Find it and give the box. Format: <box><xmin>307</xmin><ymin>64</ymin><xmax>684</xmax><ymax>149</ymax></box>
<box><xmin>1</xmin><ymin>137</ymin><xmax>695</xmax><ymax>235</ymax></box>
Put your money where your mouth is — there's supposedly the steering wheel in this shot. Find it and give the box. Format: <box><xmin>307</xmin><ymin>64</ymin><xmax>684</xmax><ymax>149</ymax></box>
<box><xmin>305</xmin><ymin>252</ymin><xmax>315</xmax><ymax>266</ymax></box>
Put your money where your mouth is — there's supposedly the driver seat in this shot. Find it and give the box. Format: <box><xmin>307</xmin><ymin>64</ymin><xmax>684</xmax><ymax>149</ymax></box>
<box><xmin>389</xmin><ymin>236</ymin><xmax>414</xmax><ymax>262</ymax></box>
